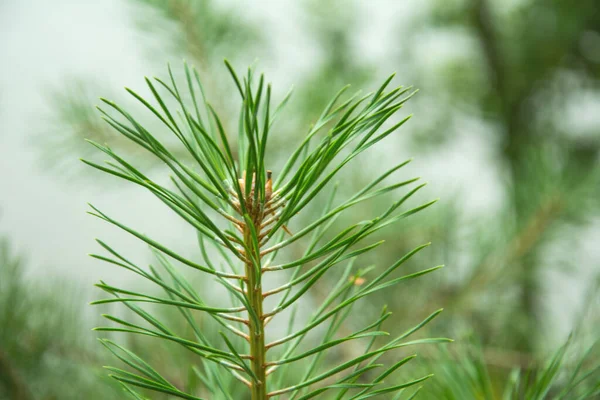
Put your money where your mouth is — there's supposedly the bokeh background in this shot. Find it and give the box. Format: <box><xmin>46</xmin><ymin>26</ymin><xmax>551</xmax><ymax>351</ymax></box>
<box><xmin>1</xmin><ymin>0</ymin><xmax>599</xmax><ymax>398</ymax></box>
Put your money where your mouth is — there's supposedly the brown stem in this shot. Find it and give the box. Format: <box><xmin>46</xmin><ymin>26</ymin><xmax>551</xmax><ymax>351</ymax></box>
<box><xmin>242</xmin><ymin>210</ymin><xmax>268</xmax><ymax>399</ymax></box>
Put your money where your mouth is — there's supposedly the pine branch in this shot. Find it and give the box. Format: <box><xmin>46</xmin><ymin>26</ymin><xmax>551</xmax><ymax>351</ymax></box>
<box><xmin>84</xmin><ymin>61</ymin><xmax>444</xmax><ymax>399</ymax></box>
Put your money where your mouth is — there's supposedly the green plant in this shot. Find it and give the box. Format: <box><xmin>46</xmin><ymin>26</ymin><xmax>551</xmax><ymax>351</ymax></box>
<box><xmin>0</xmin><ymin>237</ymin><xmax>121</xmax><ymax>400</ymax></box>
<box><xmin>84</xmin><ymin>62</ymin><xmax>447</xmax><ymax>399</ymax></box>
<box><xmin>418</xmin><ymin>336</ymin><xmax>600</xmax><ymax>399</ymax></box>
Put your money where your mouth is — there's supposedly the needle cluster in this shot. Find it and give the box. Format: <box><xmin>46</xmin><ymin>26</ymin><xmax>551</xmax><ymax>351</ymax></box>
<box><xmin>84</xmin><ymin>61</ymin><xmax>447</xmax><ymax>399</ymax></box>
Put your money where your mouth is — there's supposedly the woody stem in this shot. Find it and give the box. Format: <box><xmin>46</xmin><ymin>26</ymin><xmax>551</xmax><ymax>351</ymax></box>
<box><xmin>244</xmin><ymin>215</ymin><xmax>267</xmax><ymax>399</ymax></box>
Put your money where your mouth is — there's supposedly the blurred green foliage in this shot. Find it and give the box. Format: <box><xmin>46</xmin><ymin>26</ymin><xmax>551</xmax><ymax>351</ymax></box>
<box><xmin>0</xmin><ymin>238</ymin><xmax>121</xmax><ymax>400</ymax></box>
<box><xmin>2</xmin><ymin>0</ymin><xmax>600</xmax><ymax>398</ymax></box>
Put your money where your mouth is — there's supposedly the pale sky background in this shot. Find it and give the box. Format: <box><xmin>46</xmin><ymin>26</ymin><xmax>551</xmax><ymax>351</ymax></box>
<box><xmin>0</xmin><ymin>0</ymin><xmax>598</xmax><ymax>344</ymax></box>
<box><xmin>0</xmin><ymin>0</ymin><xmax>498</xmax><ymax>279</ymax></box>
